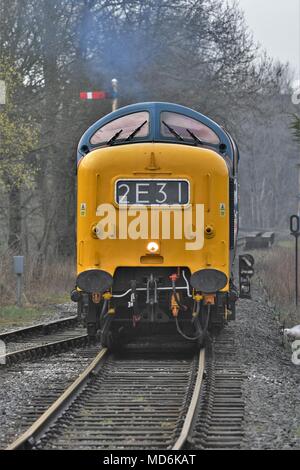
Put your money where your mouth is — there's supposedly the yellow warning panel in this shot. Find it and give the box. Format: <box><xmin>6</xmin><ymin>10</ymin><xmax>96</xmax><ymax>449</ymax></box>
<box><xmin>80</xmin><ymin>203</ymin><xmax>87</xmax><ymax>217</ymax></box>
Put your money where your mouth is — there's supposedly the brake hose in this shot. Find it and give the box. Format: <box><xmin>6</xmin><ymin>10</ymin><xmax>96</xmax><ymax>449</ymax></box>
<box><xmin>175</xmin><ymin>303</ymin><xmax>211</xmax><ymax>342</ymax></box>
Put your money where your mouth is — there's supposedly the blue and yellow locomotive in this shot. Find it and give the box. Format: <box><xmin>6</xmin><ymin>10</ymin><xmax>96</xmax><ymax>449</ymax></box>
<box><xmin>72</xmin><ymin>102</ymin><xmax>240</xmax><ymax>348</ymax></box>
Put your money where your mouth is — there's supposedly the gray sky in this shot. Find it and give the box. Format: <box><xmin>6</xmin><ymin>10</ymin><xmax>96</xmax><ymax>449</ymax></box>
<box><xmin>235</xmin><ymin>0</ymin><xmax>300</xmax><ymax>75</ymax></box>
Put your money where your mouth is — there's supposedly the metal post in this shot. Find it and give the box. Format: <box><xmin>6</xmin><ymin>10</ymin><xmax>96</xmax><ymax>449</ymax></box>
<box><xmin>296</xmin><ymin>235</ymin><xmax>299</xmax><ymax>306</ymax></box>
<box><xmin>111</xmin><ymin>78</ymin><xmax>118</xmax><ymax>112</ymax></box>
<box><xmin>297</xmin><ymin>164</ymin><xmax>300</xmax><ymax>216</ymax></box>
<box><xmin>13</xmin><ymin>256</ymin><xmax>24</xmax><ymax>308</ymax></box>
<box><xmin>16</xmin><ymin>275</ymin><xmax>22</xmax><ymax>308</ymax></box>
<box><xmin>290</xmin><ymin>215</ymin><xmax>300</xmax><ymax>306</ymax></box>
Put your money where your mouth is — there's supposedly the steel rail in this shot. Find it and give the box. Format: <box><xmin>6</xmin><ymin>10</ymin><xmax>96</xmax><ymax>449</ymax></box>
<box><xmin>6</xmin><ymin>347</ymin><xmax>204</xmax><ymax>450</ymax></box>
<box><xmin>0</xmin><ymin>315</ymin><xmax>78</xmax><ymax>342</ymax></box>
<box><xmin>5</xmin><ymin>331</ymin><xmax>244</xmax><ymax>450</ymax></box>
<box><xmin>6</xmin><ymin>348</ymin><xmax>108</xmax><ymax>450</ymax></box>
<box><xmin>0</xmin><ymin>334</ymin><xmax>89</xmax><ymax>366</ymax></box>
<box><xmin>172</xmin><ymin>348</ymin><xmax>205</xmax><ymax>450</ymax></box>
<box><xmin>190</xmin><ymin>335</ymin><xmax>245</xmax><ymax>449</ymax></box>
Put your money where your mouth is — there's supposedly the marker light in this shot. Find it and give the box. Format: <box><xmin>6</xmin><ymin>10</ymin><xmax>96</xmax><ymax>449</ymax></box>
<box><xmin>147</xmin><ymin>242</ymin><xmax>159</xmax><ymax>254</ymax></box>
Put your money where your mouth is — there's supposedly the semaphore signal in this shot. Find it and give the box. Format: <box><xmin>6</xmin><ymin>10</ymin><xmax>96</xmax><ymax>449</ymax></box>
<box><xmin>80</xmin><ymin>91</ymin><xmax>107</xmax><ymax>100</ymax></box>
<box><xmin>80</xmin><ymin>78</ymin><xmax>119</xmax><ymax>111</ymax></box>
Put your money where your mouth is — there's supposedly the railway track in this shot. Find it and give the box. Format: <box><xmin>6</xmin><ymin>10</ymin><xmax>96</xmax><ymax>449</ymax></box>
<box><xmin>0</xmin><ymin>316</ymin><xmax>78</xmax><ymax>342</ymax></box>
<box><xmin>0</xmin><ymin>316</ymin><xmax>89</xmax><ymax>366</ymax></box>
<box><xmin>189</xmin><ymin>331</ymin><xmax>245</xmax><ymax>449</ymax></box>
<box><xmin>7</xmin><ymin>345</ymin><xmax>205</xmax><ymax>450</ymax></box>
<box><xmin>6</xmin><ymin>330</ymin><xmax>245</xmax><ymax>450</ymax></box>
<box><xmin>0</xmin><ymin>345</ymin><xmax>103</xmax><ymax>449</ymax></box>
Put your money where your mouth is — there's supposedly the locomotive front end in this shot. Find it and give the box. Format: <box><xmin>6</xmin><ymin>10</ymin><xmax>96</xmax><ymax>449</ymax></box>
<box><xmin>73</xmin><ymin>103</ymin><xmax>239</xmax><ymax>348</ymax></box>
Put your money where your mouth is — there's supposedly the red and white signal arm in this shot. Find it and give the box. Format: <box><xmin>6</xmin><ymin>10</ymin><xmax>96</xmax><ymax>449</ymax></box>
<box><xmin>80</xmin><ymin>91</ymin><xmax>107</xmax><ymax>100</ymax></box>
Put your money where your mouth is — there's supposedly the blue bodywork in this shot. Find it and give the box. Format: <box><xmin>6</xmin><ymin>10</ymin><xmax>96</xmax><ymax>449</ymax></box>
<box><xmin>77</xmin><ymin>102</ymin><xmax>235</xmax><ymax>164</ymax></box>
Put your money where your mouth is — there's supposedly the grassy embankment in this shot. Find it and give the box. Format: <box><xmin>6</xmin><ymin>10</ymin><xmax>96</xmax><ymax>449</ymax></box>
<box><xmin>0</xmin><ymin>253</ymin><xmax>75</xmax><ymax>328</ymax></box>
<box><xmin>254</xmin><ymin>242</ymin><xmax>300</xmax><ymax>327</ymax></box>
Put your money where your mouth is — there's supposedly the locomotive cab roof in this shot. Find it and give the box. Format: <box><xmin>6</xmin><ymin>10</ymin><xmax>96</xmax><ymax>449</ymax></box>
<box><xmin>78</xmin><ymin>102</ymin><xmax>239</xmax><ymax>172</ymax></box>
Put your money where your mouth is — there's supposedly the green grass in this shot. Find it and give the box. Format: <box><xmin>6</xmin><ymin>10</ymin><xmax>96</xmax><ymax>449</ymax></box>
<box><xmin>37</xmin><ymin>292</ymin><xmax>71</xmax><ymax>306</ymax></box>
<box><xmin>0</xmin><ymin>291</ymin><xmax>73</xmax><ymax>330</ymax></box>
<box><xmin>0</xmin><ymin>305</ymin><xmax>45</xmax><ymax>328</ymax></box>
<box><xmin>277</xmin><ymin>239</ymin><xmax>293</xmax><ymax>249</ymax></box>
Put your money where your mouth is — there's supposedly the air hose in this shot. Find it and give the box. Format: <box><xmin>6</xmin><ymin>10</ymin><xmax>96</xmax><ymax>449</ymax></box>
<box><xmin>175</xmin><ymin>296</ymin><xmax>211</xmax><ymax>342</ymax></box>
<box><xmin>175</xmin><ymin>316</ymin><xmax>203</xmax><ymax>341</ymax></box>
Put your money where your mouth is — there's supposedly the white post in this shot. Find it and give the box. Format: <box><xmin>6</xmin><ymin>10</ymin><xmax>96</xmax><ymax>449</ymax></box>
<box><xmin>0</xmin><ymin>80</ymin><xmax>6</xmax><ymax>105</ymax></box>
<box><xmin>111</xmin><ymin>78</ymin><xmax>119</xmax><ymax>112</ymax></box>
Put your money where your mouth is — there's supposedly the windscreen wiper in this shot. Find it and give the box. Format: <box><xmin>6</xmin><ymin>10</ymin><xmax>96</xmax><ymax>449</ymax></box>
<box><xmin>107</xmin><ymin>129</ymin><xmax>123</xmax><ymax>146</ymax></box>
<box><xmin>162</xmin><ymin>121</ymin><xmax>184</xmax><ymax>141</ymax></box>
<box><xmin>186</xmin><ymin>128</ymin><xmax>204</xmax><ymax>145</ymax></box>
<box><xmin>186</xmin><ymin>128</ymin><xmax>226</xmax><ymax>152</ymax></box>
<box><xmin>126</xmin><ymin>121</ymin><xmax>148</xmax><ymax>142</ymax></box>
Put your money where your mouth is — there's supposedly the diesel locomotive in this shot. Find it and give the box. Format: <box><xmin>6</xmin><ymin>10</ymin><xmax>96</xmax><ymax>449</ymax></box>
<box><xmin>72</xmin><ymin>102</ymin><xmax>240</xmax><ymax>348</ymax></box>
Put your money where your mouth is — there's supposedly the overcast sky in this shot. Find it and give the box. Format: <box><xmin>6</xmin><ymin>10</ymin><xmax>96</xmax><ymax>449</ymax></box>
<box><xmin>235</xmin><ymin>0</ymin><xmax>300</xmax><ymax>75</ymax></box>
